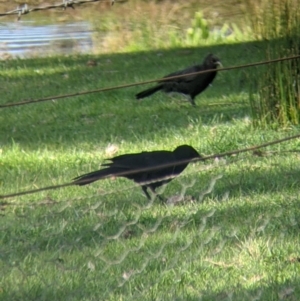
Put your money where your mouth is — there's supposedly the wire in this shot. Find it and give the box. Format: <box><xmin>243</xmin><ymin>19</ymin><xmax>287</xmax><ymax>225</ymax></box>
<box><xmin>0</xmin><ymin>0</ymin><xmax>115</xmax><ymax>20</ymax></box>
<box><xmin>1</xmin><ymin>133</ymin><xmax>299</xmax><ymax>199</ymax></box>
<box><xmin>1</xmin><ymin>54</ymin><xmax>299</xmax><ymax>109</ymax></box>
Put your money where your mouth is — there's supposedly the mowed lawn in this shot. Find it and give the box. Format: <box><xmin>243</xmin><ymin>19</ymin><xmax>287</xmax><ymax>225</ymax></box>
<box><xmin>1</xmin><ymin>41</ymin><xmax>300</xmax><ymax>300</ymax></box>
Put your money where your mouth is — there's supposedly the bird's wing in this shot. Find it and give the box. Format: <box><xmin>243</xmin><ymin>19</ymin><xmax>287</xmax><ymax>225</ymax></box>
<box><xmin>73</xmin><ymin>151</ymin><xmax>177</xmax><ymax>186</ymax></box>
<box><xmin>108</xmin><ymin>151</ymin><xmax>175</xmax><ymax>182</ymax></box>
<box><xmin>140</xmin><ymin>151</ymin><xmax>177</xmax><ymax>183</ymax></box>
<box><xmin>161</xmin><ymin>65</ymin><xmax>202</xmax><ymax>83</ymax></box>
<box><xmin>109</xmin><ymin>151</ymin><xmax>171</xmax><ymax>169</ymax></box>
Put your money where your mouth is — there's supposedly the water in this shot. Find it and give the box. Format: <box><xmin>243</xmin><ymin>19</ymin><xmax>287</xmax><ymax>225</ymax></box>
<box><xmin>0</xmin><ymin>21</ymin><xmax>93</xmax><ymax>58</ymax></box>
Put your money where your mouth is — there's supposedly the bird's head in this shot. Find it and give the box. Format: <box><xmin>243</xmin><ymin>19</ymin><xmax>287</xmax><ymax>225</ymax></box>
<box><xmin>174</xmin><ymin>145</ymin><xmax>202</xmax><ymax>162</ymax></box>
<box><xmin>204</xmin><ymin>53</ymin><xmax>222</xmax><ymax>68</ymax></box>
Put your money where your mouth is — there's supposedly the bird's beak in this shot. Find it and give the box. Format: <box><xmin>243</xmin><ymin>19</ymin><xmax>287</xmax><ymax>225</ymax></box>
<box><xmin>216</xmin><ymin>61</ymin><xmax>223</xmax><ymax>68</ymax></box>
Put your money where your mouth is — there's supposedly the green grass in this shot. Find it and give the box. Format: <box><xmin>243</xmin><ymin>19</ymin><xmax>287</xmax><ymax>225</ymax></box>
<box><xmin>1</xmin><ymin>41</ymin><xmax>300</xmax><ymax>300</ymax></box>
<box><xmin>247</xmin><ymin>0</ymin><xmax>300</xmax><ymax>126</ymax></box>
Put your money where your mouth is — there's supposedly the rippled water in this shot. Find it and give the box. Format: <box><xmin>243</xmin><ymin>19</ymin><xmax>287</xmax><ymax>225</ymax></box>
<box><xmin>0</xmin><ymin>21</ymin><xmax>93</xmax><ymax>58</ymax></box>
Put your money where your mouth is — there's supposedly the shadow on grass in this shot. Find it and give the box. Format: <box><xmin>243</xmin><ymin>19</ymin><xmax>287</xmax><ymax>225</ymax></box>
<box><xmin>2</xmin><ymin>154</ymin><xmax>300</xmax><ymax>299</ymax></box>
<box><xmin>1</xmin><ymin>187</ymin><xmax>300</xmax><ymax>300</ymax></box>
<box><xmin>0</xmin><ymin>39</ymin><xmax>267</xmax><ymax>149</ymax></box>
<box><xmin>2</xmin><ymin>277</ymin><xmax>300</xmax><ymax>301</ymax></box>
<box><xmin>2</xmin><ymin>162</ymin><xmax>300</xmax><ymax>254</ymax></box>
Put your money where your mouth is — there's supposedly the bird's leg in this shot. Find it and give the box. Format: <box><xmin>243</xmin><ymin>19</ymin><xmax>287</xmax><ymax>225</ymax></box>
<box><xmin>141</xmin><ymin>186</ymin><xmax>152</xmax><ymax>200</ymax></box>
<box><xmin>142</xmin><ymin>186</ymin><xmax>165</xmax><ymax>202</ymax></box>
<box><xmin>157</xmin><ymin>194</ymin><xmax>166</xmax><ymax>203</ymax></box>
<box><xmin>187</xmin><ymin>95</ymin><xmax>196</xmax><ymax>106</ymax></box>
<box><xmin>149</xmin><ymin>187</ymin><xmax>165</xmax><ymax>203</ymax></box>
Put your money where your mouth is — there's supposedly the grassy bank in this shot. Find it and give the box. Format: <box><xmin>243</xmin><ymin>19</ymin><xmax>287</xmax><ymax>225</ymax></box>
<box><xmin>1</xmin><ymin>37</ymin><xmax>300</xmax><ymax>300</ymax></box>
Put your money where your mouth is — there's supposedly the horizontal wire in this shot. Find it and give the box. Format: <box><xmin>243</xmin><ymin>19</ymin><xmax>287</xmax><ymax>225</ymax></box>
<box><xmin>1</xmin><ymin>133</ymin><xmax>299</xmax><ymax>199</ymax></box>
<box><xmin>0</xmin><ymin>153</ymin><xmax>245</xmax><ymax>207</ymax></box>
<box><xmin>1</xmin><ymin>54</ymin><xmax>300</xmax><ymax>109</ymax></box>
<box><xmin>1</xmin><ymin>147</ymin><xmax>298</xmax><ymax>207</ymax></box>
<box><xmin>0</xmin><ymin>0</ymin><xmax>115</xmax><ymax>18</ymax></box>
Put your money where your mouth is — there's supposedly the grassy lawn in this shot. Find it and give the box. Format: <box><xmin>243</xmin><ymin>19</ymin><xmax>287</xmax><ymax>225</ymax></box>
<box><xmin>1</xmin><ymin>40</ymin><xmax>300</xmax><ymax>300</ymax></box>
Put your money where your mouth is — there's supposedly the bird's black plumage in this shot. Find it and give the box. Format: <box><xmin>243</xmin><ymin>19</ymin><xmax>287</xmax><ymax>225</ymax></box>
<box><xmin>73</xmin><ymin>145</ymin><xmax>201</xmax><ymax>200</ymax></box>
<box><xmin>136</xmin><ymin>53</ymin><xmax>222</xmax><ymax>106</ymax></box>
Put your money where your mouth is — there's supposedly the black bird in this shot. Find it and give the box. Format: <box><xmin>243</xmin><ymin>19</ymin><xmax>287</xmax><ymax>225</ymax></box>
<box><xmin>73</xmin><ymin>145</ymin><xmax>201</xmax><ymax>200</ymax></box>
<box><xmin>136</xmin><ymin>53</ymin><xmax>222</xmax><ymax>106</ymax></box>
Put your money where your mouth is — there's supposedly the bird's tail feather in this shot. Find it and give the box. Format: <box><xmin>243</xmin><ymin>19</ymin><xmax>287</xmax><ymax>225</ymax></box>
<box><xmin>73</xmin><ymin>168</ymin><xmax>115</xmax><ymax>186</ymax></box>
<box><xmin>136</xmin><ymin>85</ymin><xmax>163</xmax><ymax>99</ymax></box>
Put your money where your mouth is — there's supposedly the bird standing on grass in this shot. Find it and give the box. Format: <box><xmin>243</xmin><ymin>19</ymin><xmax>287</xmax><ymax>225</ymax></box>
<box><xmin>73</xmin><ymin>145</ymin><xmax>201</xmax><ymax>201</ymax></box>
<box><xmin>135</xmin><ymin>53</ymin><xmax>222</xmax><ymax>106</ymax></box>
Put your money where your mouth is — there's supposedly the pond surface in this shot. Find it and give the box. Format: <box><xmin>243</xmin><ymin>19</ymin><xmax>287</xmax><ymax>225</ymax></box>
<box><xmin>0</xmin><ymin>21</ymin><xmax>93</xmax><ymax>58</ymax></box>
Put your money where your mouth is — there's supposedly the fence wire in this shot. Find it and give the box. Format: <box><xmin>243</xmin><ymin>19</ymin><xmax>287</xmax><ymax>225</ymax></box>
<box><xmin>1</xmin><ymin>3</ymin><xmax>300</xmax><ymax>299</ymax></box>
<box><xmin>1</xmin><ymin>54</ymin><xmax>300</xmax><ymax>109</ymax></box>
<box><xmin>0</xmin><ymin>0</ymin><xmax>115</xmax><ymax>20</ymax></box>
<box><xmin>1</xmin><ymin>132</ymin><xmax>300</xmax><ymax>200</ymax></box>
<box><xmin>1</xmin><ymin>148</ymin><xmax>300</xmax><ymax>300</ymax></box>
